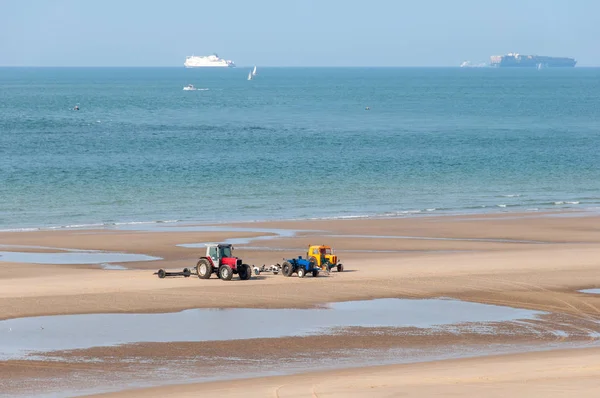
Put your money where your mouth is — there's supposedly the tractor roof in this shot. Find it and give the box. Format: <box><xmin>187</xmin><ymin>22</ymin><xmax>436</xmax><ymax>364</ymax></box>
<box><xmin>205</xmin><ymin>243</ymin><xmax>232</xmax><ymax>248</ymax></box>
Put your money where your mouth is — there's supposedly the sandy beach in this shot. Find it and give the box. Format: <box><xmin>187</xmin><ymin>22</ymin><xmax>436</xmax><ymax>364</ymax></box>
<box><xmin>1</xmin><ymin>211</ymin><xmax>600</xmax><ymax>396</ymax></box>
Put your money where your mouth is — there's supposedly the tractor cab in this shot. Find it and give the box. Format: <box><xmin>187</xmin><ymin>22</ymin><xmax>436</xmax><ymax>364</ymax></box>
<box><xmin>307</xmin><ymin>244</ymin><xmax>343</xmax><ymax>272</ymax></box>
<box><xmin>207</xmin><ymin>243</ymin><xmax>233</xmax><ymax>263</ymax></box>
<box><xmin>205</xmin><ymin>243</ymin><xmax>242</xmax><ymax>270</ymax></box>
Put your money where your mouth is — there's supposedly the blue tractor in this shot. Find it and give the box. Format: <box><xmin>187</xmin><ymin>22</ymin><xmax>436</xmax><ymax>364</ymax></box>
<box><xmin>281</xmin><ymin>256</ymin><xmax>321</xmax><ymax>278</ymax></box>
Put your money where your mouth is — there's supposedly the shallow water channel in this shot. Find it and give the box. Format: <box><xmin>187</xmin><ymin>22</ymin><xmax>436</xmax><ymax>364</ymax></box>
<box><xmin>0</xmin><ymin>250</ymin><xmax>160</xmax><ymax>265</ymax></box>
<box><xmin>0</xmin><ymin>298</ymin><xmax>543</xmax><ymax>360</ymax></box>
<box><xmin>580</xmin><ymin>288</ymin><xmax>600</xmax><ymax>294</ymax></box>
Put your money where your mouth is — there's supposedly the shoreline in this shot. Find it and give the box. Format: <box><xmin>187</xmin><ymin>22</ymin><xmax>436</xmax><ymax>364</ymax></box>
<box><xmin>1</xmin><ymin>205</ymin><xmax>597</xmax><ymax>234</ymax></box>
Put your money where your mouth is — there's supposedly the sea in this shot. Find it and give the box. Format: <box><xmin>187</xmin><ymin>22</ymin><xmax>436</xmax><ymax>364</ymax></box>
<box><xmin>1</xmin><ymin>67</ymin><xmax>600</xmax><ymax>231</ymax></box>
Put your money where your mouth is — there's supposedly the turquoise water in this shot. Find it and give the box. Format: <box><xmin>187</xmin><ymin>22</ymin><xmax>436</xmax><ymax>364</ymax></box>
<box><xmin>1</xmin><ymin>67</ymin><xmax>600</xmax><ymax>230</ymax></box>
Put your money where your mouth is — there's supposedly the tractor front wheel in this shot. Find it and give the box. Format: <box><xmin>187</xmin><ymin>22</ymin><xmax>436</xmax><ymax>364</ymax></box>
<box><xmin>196</xmin><ymin>259</ymin><xmax>212</xmax><ymax>279</ymax></box>
<box><xmin>238</xmin><ymin>264</ymin><xmax>251</xmax><ymax>280</ymax></box>
<box><xmin>282</xmin><ymin>261</ymin><xmax>294</xmax><ymax>277</ymax></box>
<box><xmin>298</xmin><ymin>267</ymin><xmax>306</xmax><ymax>278</ymax></box>
<box><xmin>219</xmin><ymin>265</ymin><xmax>233</xmax><ymax>281</ymax></box>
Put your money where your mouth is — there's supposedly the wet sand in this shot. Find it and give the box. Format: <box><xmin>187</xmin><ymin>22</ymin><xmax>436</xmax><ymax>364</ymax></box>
<box><xmin>1</xmin><ymin>211</ymin><xmax>600</xmax><ymax>396</ymax></box>
<box><xmin>84</xmin><ymin>347</ymin><xmax>600</xmax><ymax>398</ymax></box>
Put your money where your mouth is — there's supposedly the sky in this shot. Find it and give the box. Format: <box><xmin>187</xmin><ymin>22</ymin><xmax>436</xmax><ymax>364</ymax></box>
<box><xmin>0</xmin><ymin>0</ymin><xmax>597</xmax><ymax>67</ymax></box>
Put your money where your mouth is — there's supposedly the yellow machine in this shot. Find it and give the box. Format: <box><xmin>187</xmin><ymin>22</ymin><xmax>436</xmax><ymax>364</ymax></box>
<box><xmin>307</xmin><ymin>244</ymin><xmax>344</xmax><ymax>272</ymax></box>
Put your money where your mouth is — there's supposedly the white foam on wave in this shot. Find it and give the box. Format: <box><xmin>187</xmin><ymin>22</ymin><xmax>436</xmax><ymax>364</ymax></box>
<box><xmin>111</xmin><ymin>221</ymin><xmax>158</xmax><ymax>226</ymax></box>
<box><xmin>48</xmin><ymin>223</ymin><xmax>106</xmax><ymax>230</ymax></box>
<box><xmin>500</xmin><ymin>194</ymin><xmax>521</xmax><ymax>198</ymax></box>
<box><xmin>497</xmin><ymin>204</ymin><xmax>507</xmax><ymax>208</ymax></box>
<box><xmin>0</xmin><ymin>227</ymin><xmax>40</xmax><ymax>232</ymax></box>
<box><xmin>383</xmin><ymin>210</ymin><xmax>422</xmax><ymax>216</ymax></box>
<box><xmin>0</xmin><ymin>219</ymin><xmax>183</xmax><ymax>233</ymax></box>
<box><xmin>305</xmin><ymin>214</ymin><xmax>371</xmax><ymax>221</ymax></box>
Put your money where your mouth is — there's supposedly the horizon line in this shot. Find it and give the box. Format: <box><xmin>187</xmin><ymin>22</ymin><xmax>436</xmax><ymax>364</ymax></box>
<box><xmin>1</xmin><ymin>65</ymin><xmax>598</xmax><ymax>68</ymax></box>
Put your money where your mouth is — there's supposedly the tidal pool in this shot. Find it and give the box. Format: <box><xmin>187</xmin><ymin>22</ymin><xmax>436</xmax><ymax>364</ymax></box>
<box><xmin>0</xmin><ymin>298</ymin><xmax>544</xmax><ymax>360</ymax></box>
<box><xmin>0</xmin><ymin>250</ymin><xmax>160</xmax><ymax>265</ymax></box>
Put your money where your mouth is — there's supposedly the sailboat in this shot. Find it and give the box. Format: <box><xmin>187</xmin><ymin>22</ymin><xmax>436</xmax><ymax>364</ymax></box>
<box><xmin>252</xmin><ymin>66</ymin><xmax>257</xmax><ymax>76</ymax></box>
<box><xmin>247</xmin><ymin>70</ymin><xmax>253</xmax><ymax>80</ymax></box>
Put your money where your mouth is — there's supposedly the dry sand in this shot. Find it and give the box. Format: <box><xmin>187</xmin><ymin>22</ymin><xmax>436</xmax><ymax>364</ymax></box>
<box><xmin>1</xmin><ymin>211</ymin><xmax>600</xmax><ymax>396</ymax></box>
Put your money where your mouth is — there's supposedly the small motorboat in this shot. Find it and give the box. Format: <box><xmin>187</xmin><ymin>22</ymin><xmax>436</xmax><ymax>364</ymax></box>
<box><xmin>183</xmin><ymin>84</ymin><xmax>197</xmax><ymax>91</ymax></box>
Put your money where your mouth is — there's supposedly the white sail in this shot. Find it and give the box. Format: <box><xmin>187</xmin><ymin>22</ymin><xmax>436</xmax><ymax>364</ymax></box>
<box><xmin>247</xmin><ymin>71</ymin><xmax>252</xmax><ymax>80</ymax></box>
<box><xmin>252</xmin><ymin>66</ymin><xmax>257</xmax><ymax>76</ymax></box>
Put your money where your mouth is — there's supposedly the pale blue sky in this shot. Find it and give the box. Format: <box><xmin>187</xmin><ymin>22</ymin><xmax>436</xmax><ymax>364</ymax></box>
<box><xmin>0</xmin><ymin>0</ymin><xmax>597</xmax><ymax>67</ymax></box>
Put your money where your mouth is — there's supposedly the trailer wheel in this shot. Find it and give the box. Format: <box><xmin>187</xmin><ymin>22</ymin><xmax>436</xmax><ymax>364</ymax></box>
<box><xmin>196</xmin><ymin>258</ymin><xmax>212</xmax><ymax>279</ymax></box>
<box><xmin>312</xmin><ymin>269</ymin><xmax>319</xmax><ymax>277</ymax></box>
<box><xmin>219</xmin><ymin>265</ymin><xmax>233</xmax><ymax>281</ymax></box>
<box><xmin>183</xmin><ymin>268</ymin><xmax>191</xmax><ymax>277</ymax></box>
<box><xmin>298</xmin><ymin>267</ymin><xmax>306</xmax><ymax>278</ymax></box>
<box><xmin>337</xmin><ymin>264</ymin><xmax>344</xmax><ymax>272</ymax></box>
<box><xmin>157</xmin><ymin>269</ymin><xmax>166</xmax><ymax>279</ymax></box>
<box><xmin>238</xmin><ymin>264</ymin><xmax>251</xmax><ymax>280</ymax></box>
<box><xmin>282</xmin><ymin>261</ymin><xmax>294</xmax><ymax>277</ymax></box>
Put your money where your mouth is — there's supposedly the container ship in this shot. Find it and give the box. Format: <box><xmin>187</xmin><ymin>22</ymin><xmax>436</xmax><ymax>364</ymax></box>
<box><xmin>490</xmin><ymin>53</ymin><xmax>576</xmax><ymax>68</ymax></box>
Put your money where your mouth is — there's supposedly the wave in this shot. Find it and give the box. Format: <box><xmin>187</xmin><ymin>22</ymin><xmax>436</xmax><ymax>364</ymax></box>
<box><xmin>0</xmin><ymin>219</ymin><xmax>182</xmax><ymax>232</ymax></box>
<box><xmin>0</xmin><ymin>227</ymin><xmax>40</xmax><ymax>232</ymax></box>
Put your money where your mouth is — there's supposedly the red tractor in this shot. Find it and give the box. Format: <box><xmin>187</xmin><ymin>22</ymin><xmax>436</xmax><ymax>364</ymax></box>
<box><xmin>195</xmin><ymin>243</ymin><xmax>252</xmax><ymax>281</ymax></box>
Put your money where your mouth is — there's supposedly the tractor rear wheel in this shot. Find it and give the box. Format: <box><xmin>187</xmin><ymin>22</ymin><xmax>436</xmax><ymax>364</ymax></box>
<box><xmin>337</xmin><ymin>264</ymin><xmax>344</xmax><ymax>272</ymax></box>
<box><xmin>219</xmin><ymin>265</ymin><xmax>233</xmax><ymax>281</ymax></box>
<box><xmin>282</xmin><ymin>261</ymin><xmax>294</xmax><ymax>277</ymax></box>
<box><xmin>196</xmin><ymin>258</ymin><xmax>212</xmax><ymax>279</ymax></box>
<box><xmin>298</xmin><ymin>267</ymin><xmax>306</xmax><ymax>278</ymax></box>
<box><xmin>312</xmin><ymin>269</ymin><xmax>319</xmax><ymax>277</ymax></box>
<box><xmin>309</xmin><ymin>256</ymin><xmax>318</xmax><ymax>269</ymax></box>
<box><xmin>238</xmin><ymin>264</ymin><xmax>251</xmax><ymax>280</ymax></box>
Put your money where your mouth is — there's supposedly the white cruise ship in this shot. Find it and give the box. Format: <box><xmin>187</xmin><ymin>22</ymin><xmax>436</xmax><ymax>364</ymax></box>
<box><xmin>184</xmin><ymin>54</ymin><xmax>235</xmax><ymax>68</ymax></box>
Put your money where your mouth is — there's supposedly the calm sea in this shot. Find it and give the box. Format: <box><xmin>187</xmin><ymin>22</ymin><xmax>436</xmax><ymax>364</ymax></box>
<box><xmin>1</xmin><ymin>67</ymin><xmax>599</xmax><ymax>230</ymax></box>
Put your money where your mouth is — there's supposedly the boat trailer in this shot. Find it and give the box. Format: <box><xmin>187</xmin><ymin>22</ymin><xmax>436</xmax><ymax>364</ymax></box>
<box><xmin>253</xmin><ymin>264</ymin><xmax>281</xmax><ymax>275</ymax></box>
<box><xmin>154</xmin><ymin>268</ymin><xmax>193</xmax><ymax>278</ymax></box>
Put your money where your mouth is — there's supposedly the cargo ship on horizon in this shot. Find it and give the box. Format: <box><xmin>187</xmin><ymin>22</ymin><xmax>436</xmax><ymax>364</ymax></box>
<box><xmin>490</xmin><ymin>53</ymin><xmax>576</xmax><ymax>68</ymax></box>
